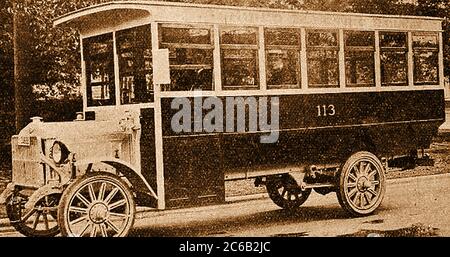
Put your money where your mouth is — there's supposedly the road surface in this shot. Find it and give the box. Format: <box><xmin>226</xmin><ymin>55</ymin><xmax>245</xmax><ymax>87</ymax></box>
<box><xmin>0</xmin><ymin>173</ymin><xmax>449</xmax><ymax>237</ymax></box>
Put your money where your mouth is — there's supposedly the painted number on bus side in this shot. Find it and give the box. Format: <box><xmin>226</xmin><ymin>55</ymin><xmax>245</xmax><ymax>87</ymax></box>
<box><xmin>316</xmin><ymin>105</ymin><xmax>336</xmax><ymax>117</ymax></box>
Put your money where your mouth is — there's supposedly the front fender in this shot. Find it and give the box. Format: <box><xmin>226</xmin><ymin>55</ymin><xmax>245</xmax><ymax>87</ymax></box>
<box><xmin>0</xmin><ymin>183</ymin><xmax>16</xmax><ymax>205</ymax></box>
<box><xmin>76</xmin><ymin>158</ymin><xmax>158</xmax><ymax>201</ymax></box>
<box><xmin>24</xmin><ymin>185</ymin><xmax>63</xmax><ymax>209</ymax></box>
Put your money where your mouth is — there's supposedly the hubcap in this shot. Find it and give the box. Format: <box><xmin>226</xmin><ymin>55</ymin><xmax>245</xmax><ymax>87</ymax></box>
<box><xmin>89</xmin><ymin>202</ymin><xmax>109</xmax><ymax>224</ymax></box>
<box><xmin>357</xmin><ymin>176</ymin><xmax>372</xmax><ymax>191</ymax></box>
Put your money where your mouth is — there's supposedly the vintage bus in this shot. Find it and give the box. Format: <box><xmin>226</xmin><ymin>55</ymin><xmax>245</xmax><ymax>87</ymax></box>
<box><xmin>0</xmin><ymin>1</ymin><xmax>445</xmax><ymax>237</ymax></box>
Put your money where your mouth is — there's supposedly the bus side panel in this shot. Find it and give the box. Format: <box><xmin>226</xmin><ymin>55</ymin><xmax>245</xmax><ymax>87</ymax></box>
<box><xmin>161</xmin><ymin>90</ymin><xmax>444</xmax><ymax>136</ymax></box>
<box><xmin>163</xmin><ymin>136</ymin><xmax>225</xmax><ymax>209</ymax></box>
<box><xmin>278</xmin><ymin>90</ymin><xmax>444</xmax><ymax>130</ymax></box>
<box><xmin>159</xmin><ymin>90</ymin><xmax>444</xmax><ymax>207</ymax></box>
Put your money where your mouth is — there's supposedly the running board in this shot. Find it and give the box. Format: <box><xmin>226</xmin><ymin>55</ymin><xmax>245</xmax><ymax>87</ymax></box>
<box><xmin>303</xmin><ymin>183</ymin><xmax>335</xmax><ymax>189</ymax></box>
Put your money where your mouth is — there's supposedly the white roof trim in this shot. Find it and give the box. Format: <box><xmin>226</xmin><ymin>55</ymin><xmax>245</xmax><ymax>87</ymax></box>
<box><xmin>54</xmin><ymin>0</ymin><xmax>443</xmax><ymax>28</ymax></box>
<box><xmin>53</xmin><ymin>3</ymin><xmax>151</xmax><ymax>27</ymax></box>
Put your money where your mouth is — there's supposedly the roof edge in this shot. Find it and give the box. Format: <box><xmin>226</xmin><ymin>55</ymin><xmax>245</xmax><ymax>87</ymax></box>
<box><xmin>54</xmin><ymin>0</ymin><xmax>444</xmax><ymax>28</ymax></box>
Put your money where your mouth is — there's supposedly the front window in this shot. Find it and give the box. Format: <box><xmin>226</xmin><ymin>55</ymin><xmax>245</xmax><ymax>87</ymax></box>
<box><xmin>83</xmin><ymin>33</ymin><xmax>115</xmax><ymax>107</ymax></box>
<box><xmin>380</xmin><ymin>32</ymin><xmax>408</xmax><ymax>86</ymax></box>
<box><xmin>116</xmin><ymin>25</ymin><xmax>153</xmax><ymax>104</ymax></box>
<box><xmin>413</xmin><ymin>33</ymin><xmax>439</xmax><ymax>85</ymax></box>
<box><xmin>160</xmin><ymin>24</ymin><xmax>214</xmax><ymax>91</ymax></box>
<box><xmin>220</xmin><ymin>27</ymin><xmax>259</xmax><ymax>90</ymax></box>
<box><xmin>306</xmin><ymin>30</ymin><xmax>339</xmax><ymax>88</ymax></box>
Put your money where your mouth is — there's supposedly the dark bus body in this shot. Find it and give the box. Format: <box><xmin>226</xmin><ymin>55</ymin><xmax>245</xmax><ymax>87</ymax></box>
<box><xmin>155</xmin><ymin>90</ymin><xmax>444</xmax><ymax>208</ymax></box>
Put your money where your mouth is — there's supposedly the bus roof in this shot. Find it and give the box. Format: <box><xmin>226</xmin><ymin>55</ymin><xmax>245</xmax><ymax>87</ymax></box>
<box><xmin>54</xmin><ymin>0</ymin><xmax>443</xmax><ymax>34</ymax></box>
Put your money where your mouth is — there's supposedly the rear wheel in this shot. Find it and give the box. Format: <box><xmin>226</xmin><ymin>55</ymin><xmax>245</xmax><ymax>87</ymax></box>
<box><xmin>337</xmin><ymin>151</ymin><xmax>386</xmax><ymax>216</ymax></box>
<box><xmin>266</xmin><ymin>174</ymin><xmax>311</xmax><ymax>210</ymax></box>
<box><xmin>58</xmin><ymin>173</ymin><xmax>135</xmax><ymax>237</ymax></box>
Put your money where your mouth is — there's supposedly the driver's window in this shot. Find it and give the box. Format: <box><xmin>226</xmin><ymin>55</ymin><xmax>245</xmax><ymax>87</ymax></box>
<box><xmin>84</xmin><ymin>33</ymin><xmax>116</xmax><ymax>107</ymax></box>
<box><xmin>159</xmin><ymin>24</ymin><xmax>214</xmax><ymax>91</ymax></box>
<box><xmin>117</xmin><ymin>25</ymin><xmax>154</xmax><ymax>104</ymax></box>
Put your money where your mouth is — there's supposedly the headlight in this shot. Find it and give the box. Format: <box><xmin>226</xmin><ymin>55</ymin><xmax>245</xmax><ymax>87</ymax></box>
<box><xmin>51</xmin><ymin>141</ymin><xmax>69</xmax><ymax>164</ymax></box>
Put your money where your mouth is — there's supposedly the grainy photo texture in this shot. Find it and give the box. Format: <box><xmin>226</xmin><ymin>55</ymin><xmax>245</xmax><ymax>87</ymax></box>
<box><xmin>0</xmin><ymin>0</ymin><xmax>449</xmax><ymax>242</ymax></box>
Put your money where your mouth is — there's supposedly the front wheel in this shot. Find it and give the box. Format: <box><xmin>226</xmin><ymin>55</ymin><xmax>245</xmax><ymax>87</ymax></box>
<box><xmin>57</xmin><ymin>173</ymin><xmax>136</xmax><ymax>237</ymax></box>
<box><xmin>6</xmin><ymin>192</ymin><xmax>60</xmax><ymax>237</ymax></box>
<box><xmin>337</xmin><ymin>151</ymin><xmax>386</xmax><ymax>216</ymax></box>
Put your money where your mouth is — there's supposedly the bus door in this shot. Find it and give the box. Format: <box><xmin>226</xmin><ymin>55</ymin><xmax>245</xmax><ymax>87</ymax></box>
<box><xmin>153</xmin><ymin>48</ymin><xmax>225</xmax><ymax>209</ymax></box>
<box><xmin>160</xmin><ymin>103</ymin><xmax>225</xmax><ymax>209</ymax></box>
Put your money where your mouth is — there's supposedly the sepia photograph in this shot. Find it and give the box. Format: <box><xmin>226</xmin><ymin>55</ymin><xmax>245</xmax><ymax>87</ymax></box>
<box><xmin>0</xmin><ymin>0</ymin><xmax>449</xmax><ymax>250</ymax></box>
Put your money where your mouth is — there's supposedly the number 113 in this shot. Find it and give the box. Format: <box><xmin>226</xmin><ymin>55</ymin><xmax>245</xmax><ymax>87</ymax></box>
<box><xmin>317</xmin><ymin>104</ymin><xmax>336</xmax><ymax>117</ymax></box>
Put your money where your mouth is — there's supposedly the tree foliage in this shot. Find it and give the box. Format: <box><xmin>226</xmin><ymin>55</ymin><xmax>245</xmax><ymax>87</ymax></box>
<box><xmin>347</xmin><ymin>0</ymin><xmax>404</xmax><ymax>14</ymax></box>
<box><xmin>0</xmin><ymin>0</ymin><xmax>14</xmax><ymax>100</ymax></box>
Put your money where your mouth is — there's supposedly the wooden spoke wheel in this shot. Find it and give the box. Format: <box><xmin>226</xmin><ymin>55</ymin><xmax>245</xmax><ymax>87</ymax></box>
<box><xmin>266</xmin><ymin>174</ymin><xmax>311</xmax><ymax>210</ymax></box>
<box><xmin>6</xmin><ymin>192</ymin><xmax>61</xmax><ymax>237</ymax></box>
<box><xmin>337</xmin><ymin>151</ymin><xmax>386</xmax><ymax>216</ymax></box>
<box><xmin>58</xmin><ymin>173</ymin><xmax>135</xmax><ymax>237</ymax></box>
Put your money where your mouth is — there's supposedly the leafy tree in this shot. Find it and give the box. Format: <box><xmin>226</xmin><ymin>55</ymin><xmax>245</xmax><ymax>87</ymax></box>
<box><xmin>0</xmin><ymin>0</ymin><xmax>15</xmax><ymax>161</ymax></box>
<box><xmin>347</xmin><ymin>0</ymin><xmax>403</xmax><ymax>14</ymax></box>
<box><xmin>13</xmin><ymin>0</ymin><xmax>110</xmax><ymax>95</ymax></box>
<box><xmin>2</xmin><ymin>0</ymin><xmax>111</xmax><ymax>131</ymax></box>
<box><xmin>0</xmin><ymin>1</ymin><xmax>14</xmax><ymax>109</ymax></box>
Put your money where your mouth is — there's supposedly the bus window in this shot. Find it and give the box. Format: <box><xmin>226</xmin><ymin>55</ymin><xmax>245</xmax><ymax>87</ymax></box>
<box><xmin>220</xmin><ymin>27</ymin><xmax>259</xmax><ymax>90</ymax></box>
<box><xmin>413</xmin><ymin>33</ymin><xmax>439</xmax><ymax>85</ymax></box>
<box><xmin>83</xmin><ymin>33</ymin><xmax>115</xmax><ymax>106</ymax></box>
<box><xmin>306</xmin><ymin>30</ymin><xmax>339</xmax><ymax>88</ymax></box>
<box><xmin>344</xmin><ymin>31</ymin><xmax>375</xmax><ymax>87</ymax></box>
<box><xmin>265</xmin><ymin>28</ymin><xmax>301</xmax><ymax>89</ymax></box>
<box><xmin>117</xmin><ymin>25</ymin><xmax>153</xmax><ymax>104</ymax></box>
<box><xmin>380</xmin><ymin>32</ymin><xmax>408</xmax><ymax>86</ymax></box>
<box><xmin>159</xmin><ymin>24</ymin><xmax>214</xmax><ymax>91</ymax></box>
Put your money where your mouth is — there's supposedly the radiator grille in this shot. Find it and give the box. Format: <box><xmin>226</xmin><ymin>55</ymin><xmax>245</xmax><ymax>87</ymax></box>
<box><xmin>11</xmin><ymin>136</ymin><xmax>45</xmax><ymax>188</ymax></box>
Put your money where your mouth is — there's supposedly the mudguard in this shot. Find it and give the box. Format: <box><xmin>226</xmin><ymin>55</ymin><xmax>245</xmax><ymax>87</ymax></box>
<box><xmin>77</xmin><ymin>158</ymin><xmax>158</xmax><ymax>202</ymax></box>
<box><xmin>0</xmin><ymin>183</ymin><xmax>16</xmax><ymax>205</ymax></box>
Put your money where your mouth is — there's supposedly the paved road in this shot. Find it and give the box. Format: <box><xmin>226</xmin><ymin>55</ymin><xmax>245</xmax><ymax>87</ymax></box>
<box><xmin>1</xmin><ymin>173</ymin><xmax>449</xmax><ymax>237</ymax></box>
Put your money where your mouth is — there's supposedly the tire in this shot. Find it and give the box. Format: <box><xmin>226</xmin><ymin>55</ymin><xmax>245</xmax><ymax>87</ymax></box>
<box><xmin>6</xmin><ymin>193</ymin><xmax>61</xmax><ymax>237</ymax></box>
<box><xmin>266</xmin><ymin>174</ymin><xmax>311</xmax><ymax>210</ymax></box>
<box><xmin>58</xmin><ymin>173</ymin><xmax>136</xmax><ymax>237</ymax></box>
<box><xmin>336</xmin><ymin>151</ymin><xmax>386</xmax><ymax>216</ymax></box>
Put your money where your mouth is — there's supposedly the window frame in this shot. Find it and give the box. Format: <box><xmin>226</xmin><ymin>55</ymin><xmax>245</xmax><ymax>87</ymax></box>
<box><xmin>158</xmin><ymin>23</ymin><xmax>215</xmax><ymax>92</ymax></box>
<box><xmin>306</xmin><ymin>29</ymin><xmax>340</xmax><ymax>88</ymax></box>
<box><xmin>83</xmin><ymin>32</ymin><xmax>117</xmax><ymax>107</ymax></box>
<box><xmin>220</xmin><ymin>26</ymin><xmax>260</xmax><ymax>90</ymax></box>
<box><xmin>264</xmin><ymin>27</ymin><xmax>302</xmax><ymax>90</ymax></box>
<box><xmin>116</xmin><ymin>24</ymin><xmax>154</xmax><ymax>105</ymax></box>
<box><xmin>344</xmin><ymin>30</ymin><xmax>376</xmax><ymax>88</ymax></box>
<box><xmin>412</xmin><ymin>32</ymin><xmax>440</xmax><ymax>86</ymax></box>
<box><xmin>379</xmin><ymin>31</ymin><xmax>409</xmax><ymax>87</ymax></box>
